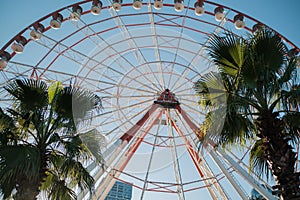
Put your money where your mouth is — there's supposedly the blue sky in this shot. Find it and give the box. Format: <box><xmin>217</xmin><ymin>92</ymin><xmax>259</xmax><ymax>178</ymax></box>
<box><xmin>0</xmin><ymin>0</ymin><xmax>299</xmax><ymax>49</ymax></box>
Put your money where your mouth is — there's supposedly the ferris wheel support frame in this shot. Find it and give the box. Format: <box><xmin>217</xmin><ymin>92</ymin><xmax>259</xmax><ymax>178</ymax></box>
<box><xmin>89</xmin><ymin>90</ymin><xmax>260</xmax><ymax>199</ymax></box>
<box><xmin>211</xmin><ymin>143</ymin><xmax>278</xmax><ymax>200</ymax></box>
<box><xmin>83</xmin><ymin>88</ymin><xmax>282</xmax><ymax>199</ymax></box>
<box><xmin>91</xmin><ymin>104</ymin><xmax>160</xmax><ymax>199</ymax></box>
<box><xmin>90</xmin><ymin>91</ymin><xmax>231</xmax><ymax>199</ymax></box>
<box><xmin>165</xmin><ymin>109</ymin><xmax>229</xmax><ymax>199</ymax></box>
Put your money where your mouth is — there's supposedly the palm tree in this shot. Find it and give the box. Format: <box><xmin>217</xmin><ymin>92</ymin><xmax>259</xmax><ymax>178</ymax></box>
<box><xmin>0</xmin><ymin>79</ymin><xmax>103</xmax><ymax>200</ymax></box>
<box><xmin>194</xmin><ymin>29</ymin><xmax>300</xmax><ymax>199</ymax></box>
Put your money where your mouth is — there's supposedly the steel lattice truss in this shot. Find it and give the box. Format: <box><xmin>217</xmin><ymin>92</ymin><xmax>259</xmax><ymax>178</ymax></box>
<box><xmin>0</xmin><ymin>0</ymin><xmax>299</xmax><ymax>200</ymax></box>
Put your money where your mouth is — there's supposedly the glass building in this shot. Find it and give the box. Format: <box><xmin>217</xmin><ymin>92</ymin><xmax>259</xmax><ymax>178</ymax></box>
<box><xmin>104</xmin><ymin>181</ymin><xmax>132</xmax><ymax>200</ymax></box>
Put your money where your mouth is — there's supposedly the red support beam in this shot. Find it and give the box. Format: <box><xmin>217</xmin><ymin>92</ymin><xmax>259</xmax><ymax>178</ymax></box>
<box><xmin>120</xmin><ymin>104</ymin><xmax>159</xmax><ymax>142</ymax></box>
<box><xmin>165</xmin><ymin>111</ymin><xmax>204</xmax><ymax>177</ymax></box>
<box><xmin>118</xmin><ymin>109</ymin><xmax>163</xmax><ymax>173</ymax></box>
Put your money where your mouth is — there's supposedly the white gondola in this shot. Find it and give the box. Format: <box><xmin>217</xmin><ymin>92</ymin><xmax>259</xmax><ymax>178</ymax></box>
<box><xmin>194</xmin><ymin>1</ymin><xmax>204</xmax><ymax>16</ymax></box>
<box><xmin>113</xmin><ymin>0</ymin><xmax>122</xmax><ymax>11</ymax></box>
<box><xmin>91</xmin><ymin>0</ymin><xmax>103</xmax><ymax>15</ymax></box>
<box><xmin>50</xmin><ymin>13</ymin><xmax>63</xmax><ymax>29</ymax></box>
<box><xmin>0</xmin><ymin>51</ymin><xmax>11</xmax><ymax>70</ymax></box>
<box><xmin>70</xmin><ymin>5</ymin><xmax>83</xmax><ymax>21</ymax></box>
<box><xmin>234</xmin><ymin>14</ymin><xmax>245</xmax><ymax>30</ymax></box>
<box><xmin>174</xmin><ymin>0</ymin><xmax>184</xmax><ymax>12</ymax></box>
<box><xmin>133</xmin><ymin>0</ymin><xmax>143</xmax><ymax>10</ymax></box>
<box><xmin>214</xmin><ymin>6</ymin><xmax>224</xmax><ymax>22</ymax></box>
<box><xmin>30</xmin><ymin>23</ymin><xmax>45</xmax><ymax>40</ymax></box>
<box><xmin>11</xmin><ymin>36</ymin><xmax>27</xmax><ymax>54</ymax></box>
<box><xmin>153</xmin><ymin>0</ymin><xmax>163</xmax><ymax>10</ymax></box>
<box><xmin>252</xmin><ymin>23</ymin><xmax>263</xmax><ymax>34</ymax></box>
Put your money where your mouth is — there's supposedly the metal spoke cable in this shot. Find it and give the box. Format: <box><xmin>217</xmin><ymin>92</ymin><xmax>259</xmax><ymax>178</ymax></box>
<box><xmin>140</xmin><ymin>116</ymin><xmax>162</xmax><ymax>199</ymax></box>
<box><xmin>166</xmin><ymin>110</ymin><xmax>185</xmax><ymax>200</ymax></box>
<box><xmin>168</xmin><ymin>0</ymin><xmax>192</xmax><ymax>90</ymax></box>
<box><xmin>148</xmin><ymin>3</ymin><xmax>166</xmax><ymax>90</ymax></box>
<box><xmin>105</xmin><ymin>1</ymin><xmax>163</xmax><ymax>91</ymax></box>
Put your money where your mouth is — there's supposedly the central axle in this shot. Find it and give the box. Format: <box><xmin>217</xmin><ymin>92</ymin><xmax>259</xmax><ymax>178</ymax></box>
<box><xmin>154</xmin><ymin>89</ymin><xmax>180</xmax><ymax>108</ymax></box>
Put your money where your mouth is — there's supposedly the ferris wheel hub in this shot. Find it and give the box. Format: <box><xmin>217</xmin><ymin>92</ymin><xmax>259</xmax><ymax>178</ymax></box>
<box><xmin>154</xmin><ymin>89</ymin><xmax>180</xmax><ymax>108</ymax></box>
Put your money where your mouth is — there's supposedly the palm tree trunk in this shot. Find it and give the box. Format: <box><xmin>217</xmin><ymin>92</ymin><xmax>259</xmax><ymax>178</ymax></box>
<box><xmin>14</xmin><ymin>177</ymin><xmax>40</xmax><ymax>200</ymax></box>
<box><xmin>14</xmin><ymin>148</ymin><xmax>48</xmax><ymax>200</ymax></box>
<box><xmin>257</xmin><ymin>111</ymin><xmax>300</xmax><ymax>200</ymax></box>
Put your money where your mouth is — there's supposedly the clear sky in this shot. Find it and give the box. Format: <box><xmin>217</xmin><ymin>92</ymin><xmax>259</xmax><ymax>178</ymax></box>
<box><xmin>0</xmin><ymin>0</ymin><xmax>299</xmax><ymax>200</ymax></box>
<box><xmin>1</xmin><ymin>0</ymin><xmax>299</xmax><ymax>49</ymax></box>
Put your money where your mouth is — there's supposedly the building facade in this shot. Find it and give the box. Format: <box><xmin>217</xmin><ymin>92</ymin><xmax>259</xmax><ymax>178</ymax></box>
<box><xmin>104</xmin><ymin>181</ymin><xmax>132</xmax><ymax>200</ymax></box>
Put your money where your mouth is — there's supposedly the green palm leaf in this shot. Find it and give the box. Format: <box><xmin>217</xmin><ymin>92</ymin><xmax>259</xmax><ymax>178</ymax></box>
<box><xmin>42</xmin><ymin>171</ymin><xmax>77</xmax><ymax>200</ymax></box>
<box><xmin>250</xmin><ymin>29</ymin><xmax>286</xmax><ymax>72</ymax></box>
<box><xmin>60</xmin><ymin>158</ymin><xmax>94</xmax><ymax>191</ymax></box>
<box><xmin>208</xmin><ymin>33</ymin><xmax>245</xmax><ymax>76</ymax></box>
<box><xmin>5</xmin><ymin>79</ymin><xmax>48</xmax><ymax>111</ymax></box>
<box><xmin>249</xmin><ymin>139</ymin><xmax>270</xmax><ymax>179</ymax></box>
<box><xmin>195</xmin><ymin>28</ymin><xmax>300</xmax><ymax>199</ymax></box>
<box><xmin>79</xmin><ymin>129</ymin><xmax>105</xmax><ymax>164</ymax></box>
<box><xmin>0</xmin><ymin>78</ymin><xmax>104</xmax><ymax>199</ymax></box>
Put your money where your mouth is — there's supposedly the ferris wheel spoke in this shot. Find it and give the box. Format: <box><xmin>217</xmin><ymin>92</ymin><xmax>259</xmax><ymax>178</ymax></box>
<box><xmin>166</xmin><ymin>111</ymin><xmax>186</xmax><ymax>199</ymax></box>
<box><xmin>85</xmin><ymin>100</ymin><xmax>153</xmax><ymax>142</ymax></box>
<box><xmin>139</xmin><ymin>112</ymin><xmax>163</xmax><ymax>199</ymax></box>
<box><xmin>107</xmin><ymin>10</ymin><xmax>163</xmax><ymax>92</ymax></box>
<box><xmin>67</xmin><ymin>18</ymin><xmax>133</xmax><ymax>74</ymax></box>
<box><xmin>167</xmin><ymin>0</ymin><xmax>192</xmax><ymax>90</ymax></box>
<box><xmin>5</xmin><ymin>61</ymin><xmax>153</xmax><ymax>97</ymax></box>
<box><xmin>35</xmin><ymin>35</ymin><xmax>157</xmax><ymax>92</ymax></box>
<box><xmin>98</xmin><ymin>102</ymin><xmax>149</xmax><ymax>128</ymax></box>
<box><xmin>170</xmin><ymin>44</ymin><xmax>210</xmax><ymax>92</ymax></box>
<box><xmin>33</xmin><ymin>29</ymin><xmax>155</xmax><ymax>93</ymax></box>
<box><xmin>149</xmin><ymin>6</ymin><xmax>166</xmax><ymax>90</ymax></box>
<box><xmin>99</xmin><ymin>103</ymin><xmax>153</xmax><ymax>141</ymax></box>
<box><xmin>93</xmin><ymin>98</ymin><xmax>154</xmax><ymax>119</ymax></box>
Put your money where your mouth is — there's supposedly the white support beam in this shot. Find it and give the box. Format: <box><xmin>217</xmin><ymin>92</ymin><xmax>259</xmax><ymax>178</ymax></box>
<box><xmin>208</xmin><ymin>140</ymin><xmax>278</xmax><ymax>200</ymax></box>
<box><xmin>208</xmin><ymin>147</ymin><xmax>249</xmax><ymax>200</ymax></box>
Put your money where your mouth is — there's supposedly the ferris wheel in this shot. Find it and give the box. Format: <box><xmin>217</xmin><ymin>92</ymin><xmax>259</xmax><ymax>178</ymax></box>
<box><xmin>0</xmin><ymin>0</ymin><xmax>299</xmax><ymax>199</ymax></box>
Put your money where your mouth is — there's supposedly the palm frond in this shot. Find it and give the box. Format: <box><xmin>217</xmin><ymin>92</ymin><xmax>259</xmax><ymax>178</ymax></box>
<box><xmin>0</xmin><ymin>145</ymin><xmax>40</xmax><ymax>198</ymax></box>
<box><xmin>0</xmin><ymin>108</ymin><xmax>18</xmax><ymax>145</ymax></box>
<box><xmin>53</xmin><ymin>86</ymin><xmax>102</xmax><ymax>130</ymax></box>
<box><xmin>42</xmin><ymin>171</ymin><xmax>77</xmax><ymax>200</ymax></box>
<box><xmin>208</xmin><ymin>33</ymin><xmax>245</xmax><ymax>77</ymax></box>
<box><xmin>62</xmin><ymin>135</ymin><xmax>88</xmax><ymax>158</ymax></box>
<box><xmin>278</xmin><ymin>58</ymin><xmax>298</xmax><ymax>85</ymax></box>
<box><xmin>79</xmin><ymin>129</ymin><xmax>105</xmax><ymax>164</ymax></box>
<box><xmin>282</xmin><ymin>112</ymin><xmax>300</xmax><ymax>144</ymax></box>
<box><xmin>219</xmin><ymin>110</ymin><xmax>253</xmax><ymax>146</ymax></box>
<box><xmin>240</xmin><ymin>51</ymin><xmax>258</xmax><ymax>89</ymax></box>
<box><xmin>0</xmin><ymin>78</ymin><xmax>104</xmax><ymax>199</ymax></box>
<box><xmin>250</xmin><ymin>28</ymin><xmax>287</xmax><ymax>72</ymax></box>
<box><xmin>249</xmin><ymin>139</ymin><xmax>271</xmax><ymax>180</ymax></box>
<box><xmin>281</xmin><ymin>85</ymin><xmax>300</xmax><ymax>109</ymax></box>
<box><xmin>0</xmin><ymin>145</ymin><xmax>40</xmax><ymax>179</ymax></box>
<box><xmin>194</xmin><ymin>72</ymin><xmax>227</xmax><ymax>109</ymax></box>
<box><xmin>5</xmin><ymin>79</ymin><xmax>48</xmax><ymax>111</ymax></box>
<box><xmin>0</xmin><ymin>108</ymin><xmax>15</xmax><ymax>131</ymax></box>
<box><xmin>59</xmin><ymin>158</ymin><xmax>94</xmax><ymax>192</ymax></box>
<box><xmin>48</xmin><ymin>81</ymin><xmax>63</xmax><ymax>104</ymax></box>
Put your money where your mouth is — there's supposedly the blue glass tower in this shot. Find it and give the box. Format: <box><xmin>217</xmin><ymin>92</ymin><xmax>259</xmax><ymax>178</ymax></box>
<box><xmin>104</xmin><ymin>181</ymin><xmax>132</xmax><ymax>200</ymax></box>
